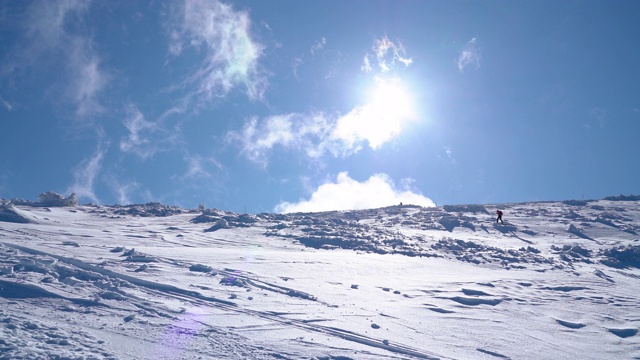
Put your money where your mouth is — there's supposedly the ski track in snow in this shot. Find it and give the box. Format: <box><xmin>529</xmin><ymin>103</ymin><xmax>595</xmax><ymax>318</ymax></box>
<box><xmin>0</xmin><ymin>199</ymin><xmax>639</xmax><ymax>359</ymax></box>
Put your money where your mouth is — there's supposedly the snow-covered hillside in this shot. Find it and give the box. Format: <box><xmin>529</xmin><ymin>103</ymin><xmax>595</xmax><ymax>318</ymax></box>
<box><xmin>1</xmin><ymin>197</ymin><xmax>639</xmax><ymax>359</ymax></box>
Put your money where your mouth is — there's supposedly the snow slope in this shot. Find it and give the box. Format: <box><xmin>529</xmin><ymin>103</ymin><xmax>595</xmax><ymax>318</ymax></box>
<box><xmin>0</xmin><ymin>199</ymin><xmax>639</xmax><ymax>359</ymax></box>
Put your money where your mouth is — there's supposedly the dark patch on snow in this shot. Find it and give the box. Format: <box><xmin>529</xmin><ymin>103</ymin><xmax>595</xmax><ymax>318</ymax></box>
<box><xmin>443</xmin><ymin>204</ymin><xmax>488</xmax><ymax>214</ymax></box>
<box><xmin>551</xmin><ymin>245</ymin><xmax>592</xmax><ymax>264</ymax></box>
<box><xmin>449</xmin><ymin>296</ymin><xmax>502</xmax><ymax>306</ymax></box>
<box><xmin>600</xmin><ymin>245</ymin><xmax>640</xmax><ymax>268</ymax></box>
<box><xmin>110</xmin><ymin>203</ymin><xmax>188</xmax><ymax>217</ymax></box>
<box><xmin>555</xmin><ymin>319</ymin><xmax>585</xmax><ymax>329</ymax></box>
<box><xmin>205</xmin><ymin>219</ymin><xmax>230</xmax><ymax>232</ymax></box>
<box><xmin>608</xmin><ymin>328</ymin><xmax>637</xmax><ymax>338</ymax></box>
<box><xmin>476</xmin><ymin>348</ymin><xmax>510</xmax><ymax>359</ymax></box>
<box><xmin>562</xmin><ymin>200</ymin><xmax>590</xmax><ymax>206</ymax></box>
<box><xmin>542</xmin><ymin>286</ymin><xmax>588</xmax><ymax>292</ymax></box>
<box><xmin>438</xmin><ymin>217</ymin><xmax>460</xmax><ymax>232</ymax></box>
<box><xmin>568</xmin><ymin>224</ymin><xmax>592</xmax><ymax>240</ymax></box>
<box><xmin>426</xmin><ymin>307</ymin><xmax>455</xmax><ymax>314</ymax></box>
<box><xmin>189</xmin><ymin>264</ymin><xmax>213</xmax><ymax>273</ymax></box>
<box><xmin>462</xmin><ymin>288</ymin><xmax>492</xmax><ymax>296</ymax></box>
<box><xmin>431</xmin><ymin>238</ymin><xmax>555</xmax><ymax>269</ymax></box>
<box><xmin>0</xmin><ymin>204</ymin><xmax>31</xmax><ymax>223</ymax></box>
<box><xmin>603</xmin><ymin>194</ymin><xmax>640</xmax><ymax>201</ymax></box>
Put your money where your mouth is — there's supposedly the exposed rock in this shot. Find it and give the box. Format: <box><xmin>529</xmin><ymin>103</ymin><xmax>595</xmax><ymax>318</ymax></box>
<box><xmin>35</xmin><ymin>192</ymin><xmax>77</xmax><ymax>207</ymax></box>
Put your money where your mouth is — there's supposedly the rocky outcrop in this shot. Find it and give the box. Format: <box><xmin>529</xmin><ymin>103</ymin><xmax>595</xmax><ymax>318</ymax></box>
<box><xmin>36</xmin><ymin>192</ymin><xmax>77</xmax><ymax>207</ymax></box>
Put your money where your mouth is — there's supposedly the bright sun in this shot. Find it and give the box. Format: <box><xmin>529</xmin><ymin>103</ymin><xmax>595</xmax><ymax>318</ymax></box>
<box><xmin>369</xmin><ymin>77</ymin><xmax>412</xmax><ymax>120</ymax></box>
<box><xmin>332</xmin><ymin>77</ymin><xmax>415</xmax><ymax>150</ymax></box>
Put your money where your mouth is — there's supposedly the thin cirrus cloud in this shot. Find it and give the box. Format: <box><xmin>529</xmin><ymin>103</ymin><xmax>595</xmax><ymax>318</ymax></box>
<box><xmin>274</xmin><ymin>172</ymin><xmax>435</xmax><ymax>213</ymax></box>
<box><xmin>6</xmin><ymin>0</ymin><xmax>109</xmax><ymax>119</ymax></box>
<box><xmin>67</xmin><ymin>136</ymin><xmax>109</xmax><ymax>204</ymax></box>
<box><xmin>310</xmin><ymin>37</ymin><xmax>326</xmax><ymax>56</ymax></box>
<box><xmin>457</xmin><ymin>37</ymin><xmax>481</xmax><ymax>73</ymax></box>
<box><xmin>362</xmin><ymin>36</ymin><xmax>413</xmax><ymax>73</ymax></box>
<box><xmin>119</xmin><ymin>104</ymin><xmax>163</xmax><ymax>160</ymax></box>
<box><xmin>168</xmin><ymin>0</ymin><xmax>268</xmax><ymax>104</ymax></box>
<box><xmin>105</xmin><ymin>176</ymin><xmax>139</xmax><ymax>206</ymax></box>
<box><xmin>0</xmin><ymin>96</ymin><xmax>12</xmax><ymax>111</ymax></box>
<box><xmin>226</xmin><ymin>113</ymin><xmax>334</xmax><ymax>166</ymax></box>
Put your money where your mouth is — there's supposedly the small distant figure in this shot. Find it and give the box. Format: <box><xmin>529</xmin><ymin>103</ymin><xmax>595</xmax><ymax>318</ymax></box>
<box><xmin>496</xmin><ymin>210</ymin><xmax>504</xmax><ymax>224</ymax></box>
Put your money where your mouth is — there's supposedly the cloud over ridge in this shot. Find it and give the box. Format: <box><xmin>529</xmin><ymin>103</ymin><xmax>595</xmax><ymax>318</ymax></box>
<box><xmin>275</xmin><ymin>172</ymin><xmax>435</xmax><ymax>213</ymax></box>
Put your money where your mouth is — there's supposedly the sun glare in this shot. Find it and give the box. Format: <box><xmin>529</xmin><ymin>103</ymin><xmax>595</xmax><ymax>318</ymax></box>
<box><xmin>332</xmin><ymin>77</ymin><xmax>415</xmax><ymax>150</ymax></box>
<box><xmin>370</xmin><ymin>78</ymin><xmax>412</xmax><ymax>120</ymax></box>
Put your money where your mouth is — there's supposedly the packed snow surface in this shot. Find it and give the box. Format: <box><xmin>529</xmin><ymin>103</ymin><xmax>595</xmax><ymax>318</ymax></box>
<box><xmin>0</xmin><ymin>199</ymin><xmax>639</xmax><ymax>359</ymax></box>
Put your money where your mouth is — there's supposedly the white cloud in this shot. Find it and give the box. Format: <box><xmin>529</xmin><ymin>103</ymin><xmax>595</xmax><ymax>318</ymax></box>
<box><xmin>291</xmin><ymin>56</ymin><xmax>304</xmax><ymax>78</ymax></box>
<box><xmin>228</xmin><ymin>77</ymin><xmax>414</xmax><ymax>163</ymax></box>
<box><xmin>169</xmin><ymin>0</ymin><xmax>267</xmax><ymax>102</ymax></box>
<box><xmin>443</xmin><ymin>146</ymin><xmax>456</xmax><ymax>164</ymax></box>
<box><xmin>310</xmin><ymin>37</ymin><xmax>326</xmax><ymax>55</ymax></box>
<box><xmin>457</xmin><ymin>37</ymin><xmax>481</xmax><ymax>73</ymax></box>
<box><xmin>10</xmin><ymin>0</ymin><xmax>109</xmax><ymax>119</ymax></box>
<box><xmin>0</xmin><ymin>95</ymin><xmax>13</xmax><ymax>111</ymax></box>
<box><xmin>181</xmin><ymin>153</ymin><xmax>223</xmax><ymax>180</ymax></box>
<box><xmin>105</xmin><ymin>176</ymin><xmax>139</xmax><ymax>205</ymax></box>
<box><xmin>361</xmin><ymin>54</ymin><xmax>373</xmax><ymax>73</ymax></box>
<box><xmin>68</xmin><ymin>136</ymin><xmax>108</xmax><ymax>204</ymax></box>
<box><xmin>364</xmin><ymin>36</ymin><xmax>413</xmax><ymax>73</ymax></box>
<box><xmin>332</xmin><ymin>77</ymin><xmax>413</xmax><ymax>150</ymax></box>
<box><xmin>589</xmin><ymin>107</ymin><xmax>608</xmax><ymax>128</ymax></box>
<box><xmin>120</xmin><ymin>104</ymin><xmax>160</xmax><ymax>159</ymax></box>
<box><xmin>67</xmin><ymin>39</ymin><xmax>109</xmax><ymax>118</ymax></box>
<box><xmin>226</xmin><ymin>113</ymin><xmax>335</xmax><ymax>165</ymax></box>
<box><xmin>274</xmin><ymin>172</ymin><xmax>435</xmax><ymax>213</ymax></box>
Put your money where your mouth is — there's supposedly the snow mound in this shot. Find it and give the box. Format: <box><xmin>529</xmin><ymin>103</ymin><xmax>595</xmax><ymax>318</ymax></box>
<box><xmin>0</xmin><ymin>202</ymin><xmax>31</xmax><ymax>223</ymax></box>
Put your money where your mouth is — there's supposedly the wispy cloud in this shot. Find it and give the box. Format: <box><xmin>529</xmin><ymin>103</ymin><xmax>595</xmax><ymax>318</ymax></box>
<box><xmin>0</xmin><ymin>95</ymin><xmax>13</xmax><ymax>111</ymax></box>
<box><xmin>589</xmin><ymin>107</ymin><xmax>608</xmax><ymax>128</ymax></box>
<box><xmin>226</xmin><ymin>113</ymin><xmax>333</xmax><ymax>166</ymax></box>
<box><xmin>105</xmin><ymin>176</ymin><xmax>139</xmax><ymax>205</ymax></box>
<box><xmin>443</xmin><ymin>146</ymin><xmax>456</xmax><ymax>164</ymax></box>
<box><xmin>310</xmin><ymin>37</ymin><xmax>326</xmax><ymax>56</ymax></box>
<box><xmin>5</xmin><ymin>0</ymin><xmax>109</xmax><ymax>119</ymax></box>
<box><xmin>361</xmin><ymin>54</ymin><xmax>373</xmax><ymax>73</ymax></box>
<box><xmin>228</xmin><ymin>77</ymin><xmax>414</xmax><ymax>164</ymax></box>
<box><xmin>169</xmin><ymin>0</ymin><xmax>267</xmax><ymax>103</ymax></box>
<box><xmin>457</xmin><ymin>37</ymin><xmax>481</xmax><ymax>73</ymax></box>
<box><xmin>68</xmin><ymin>135</ymin><xmax>109</xmax><ymax>204</ymax></box>
<box><xmin>274</xmin><ymin>172</ymin><xmax>435</xmax><ymax>213</ymax></box>
<box><xmin>291</xmin><ymin>56</ymin><xmax>304</xmax><ymax>78</ymax></box>
<box><xmin>363</xmin><ymin>36</ymin><xmax>413</xmax><ymax>73</ymax></box>
<box><xmin>167</xmin><ymin>152</ymin><xmax>227</xmax><ymax>206</ymax></box>
<box><xmin>119</xmin><ymin>104</ymin><xmax>162</xmax><ymax>159</ymax></box>
<box><xmin>180</xmin><ymin>153</ymin><xmax>224</xmax><ymax>180</ymax></box>
<box><xmin>67</xmin><ymin>41</ymin><xmax>109</xmax><ymax>118</ymax></box>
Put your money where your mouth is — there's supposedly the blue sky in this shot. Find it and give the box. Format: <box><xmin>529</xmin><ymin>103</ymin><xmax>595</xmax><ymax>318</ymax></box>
<box><xmin>1</xmin><ymin>0</ymin><xmax>639</xmax><ymax>213</ymax></box>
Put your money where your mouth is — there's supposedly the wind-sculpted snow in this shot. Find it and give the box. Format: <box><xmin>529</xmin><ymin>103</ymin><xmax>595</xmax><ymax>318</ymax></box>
<box><xmin>0</xmin><ymin>202</ymin><xmax>31</xmax><ymax>224</ymax></box>
<box><xmin>0</xmin><ymin>198</ymin><xmax>639</xmax><ymax>359</ymax></box>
